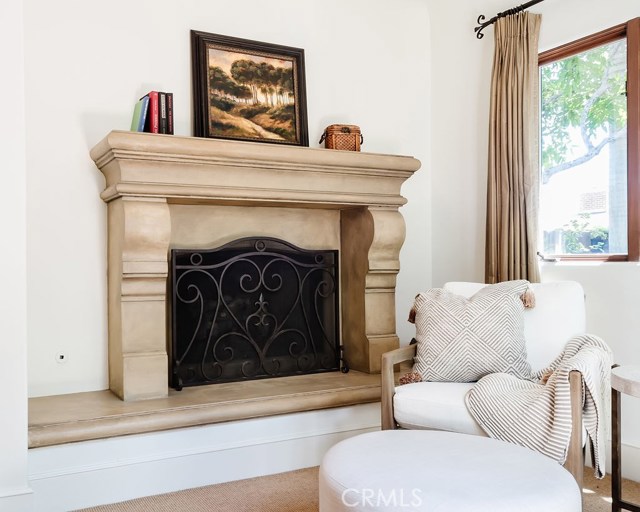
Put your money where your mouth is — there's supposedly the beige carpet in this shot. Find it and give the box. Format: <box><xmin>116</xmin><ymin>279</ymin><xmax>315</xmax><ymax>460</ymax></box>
<box><xmin>77</xmin><ymin>467</ymin><xmax>320</xmax><ymax>512</ymax></box>
<box><xmin>78</xmin><ymin>465</ymin><xmax>640</xmax><ymax>512</ymax></box>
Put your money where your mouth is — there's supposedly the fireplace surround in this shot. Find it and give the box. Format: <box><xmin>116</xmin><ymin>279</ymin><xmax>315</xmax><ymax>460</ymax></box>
<box><xmin>90</xmin><ymin>131</ymin><xmax>420</xmax><ymax>401</ymax></box>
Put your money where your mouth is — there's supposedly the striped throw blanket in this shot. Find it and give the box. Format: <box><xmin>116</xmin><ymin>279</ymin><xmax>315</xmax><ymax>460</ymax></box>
<box><xmin>465</xmin><ymin>334</ymin><xmax>613</xmax><ymax>477</ymax></box>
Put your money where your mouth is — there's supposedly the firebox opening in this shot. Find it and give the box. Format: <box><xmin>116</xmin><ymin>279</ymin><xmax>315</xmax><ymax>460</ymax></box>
<box><xmin>170</xmin><ymin>237</ymin><xmax>342</xmax><ymax>389</ymax></box>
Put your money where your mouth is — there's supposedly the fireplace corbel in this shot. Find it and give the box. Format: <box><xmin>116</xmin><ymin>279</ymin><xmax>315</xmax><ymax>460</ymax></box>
<box><xmin>90</xmin><ymin>131</ymin><xmax>420</xmax><ymax>401</ymax></box>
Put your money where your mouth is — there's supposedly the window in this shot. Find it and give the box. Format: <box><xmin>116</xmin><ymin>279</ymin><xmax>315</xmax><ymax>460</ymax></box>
<box><xmin>538</xmin><ymin>19</ymin><xmax>640</xmax><ymax>260</ymax></box>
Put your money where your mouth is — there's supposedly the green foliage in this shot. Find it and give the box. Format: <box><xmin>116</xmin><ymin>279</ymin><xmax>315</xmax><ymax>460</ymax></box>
<box><xmin>270</xmin><ymin>126</ymin><xmax>294</xmax><ymax>139</ymax></box>
<box><xmin>210</xmin><ymin>119</ymin><xmax>235</xmax><ymax>132</ymax></box>
<box><xmin>236</xmin><ymin>104</ymin><xmax>270</xmax><ymax>118</ymax></box>
<box><xmin>562</xmin><ymin>214</ymin><xmax>608</xmax><ymax>254</ymax></box>
<box><xmin>210</xmin><ymin>94</ymin><xmax>235</xmax><ymax>112</ymax></box>
<box><xmin>269</xmin><ymin>105</ymin><xmax>294</xmax><ymax>122</ymax></box>
<box><xmin>209</xmin><ymin>66</ymin><xmax>252</xmax><ymax>102</ymax></box>
<box><xmin>541</xmin><ymin>40</ymin><xmax>627</xmax><ymax>177</ymax></box>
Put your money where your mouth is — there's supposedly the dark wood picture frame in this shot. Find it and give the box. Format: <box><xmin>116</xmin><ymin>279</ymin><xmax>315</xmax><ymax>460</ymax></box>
<box><xmin>191</xmin><ymin>30</ymin><xmax>309</xmax><ymax>146</ymax></box>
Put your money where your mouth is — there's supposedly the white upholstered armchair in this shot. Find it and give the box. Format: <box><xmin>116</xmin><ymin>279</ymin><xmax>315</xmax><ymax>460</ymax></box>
<box><xmin>381</xmin><ymin>281</ymin><xmax>587</xmax><ymax>486</ymax></box>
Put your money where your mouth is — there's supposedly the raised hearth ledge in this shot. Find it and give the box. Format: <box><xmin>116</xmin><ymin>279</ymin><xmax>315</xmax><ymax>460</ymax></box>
<box><xmin>28</xmin><ymin>370</ymin><xmax>382</xmax><ymax>448</ymax></box>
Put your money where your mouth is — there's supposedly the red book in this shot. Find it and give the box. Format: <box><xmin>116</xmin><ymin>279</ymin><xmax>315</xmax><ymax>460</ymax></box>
<box><xmin>143</xmin><ymin>91</ymin><xmax>159</xmax><ymax>133</ymax></box>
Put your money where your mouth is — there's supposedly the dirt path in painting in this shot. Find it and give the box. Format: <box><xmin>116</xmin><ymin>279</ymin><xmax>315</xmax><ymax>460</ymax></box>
<box><xmin>215</xmin><ymin>109</ymin><xmax>284</xmax><ymax>140</ymax></box>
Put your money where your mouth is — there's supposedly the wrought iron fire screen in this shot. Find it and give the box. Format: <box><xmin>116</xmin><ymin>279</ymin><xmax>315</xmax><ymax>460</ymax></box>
<box><xmin>170</xmin><ymin>237</ymin><xmax>341</xmax><ymax>389</ymax></box>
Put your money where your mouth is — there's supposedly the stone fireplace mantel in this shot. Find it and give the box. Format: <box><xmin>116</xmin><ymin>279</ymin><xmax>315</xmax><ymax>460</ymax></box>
<box><xmin>90</xmin><ymin>131</ymin><xmax>420</xmax><ymax>401</ymax></box>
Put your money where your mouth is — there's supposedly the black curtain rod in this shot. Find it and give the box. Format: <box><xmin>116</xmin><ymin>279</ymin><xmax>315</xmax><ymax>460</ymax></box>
<box><xmin>474</xmin><ymin>0</ymin><xmax>545</xmax><ymax>39</ymax></box>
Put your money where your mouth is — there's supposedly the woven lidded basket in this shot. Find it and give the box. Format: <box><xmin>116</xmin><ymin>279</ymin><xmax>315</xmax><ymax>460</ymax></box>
<box><xmin>319</xmin><ymin>124</ymin><xmax>363</xmax><ymax>151</ymax></box>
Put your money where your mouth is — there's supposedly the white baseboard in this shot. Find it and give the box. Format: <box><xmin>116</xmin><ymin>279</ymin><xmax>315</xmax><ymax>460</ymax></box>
<box><xmin>0</xmin><ymin>488</ymin><xmax>34</xmax><ymax>512</ymax></box>
<box><xmin>605</xmin><ymin>441</ymin><xmax>640</xmax><ymax>483</ymax></box>
<box><xmin>583</xmin><ymin>439</ymin><xmax>640</xmax><ymax>483</ymax></box>
<box><xmin>28</xmin><ymin>403</ymin><xmax>381</xmax><ymax>512</ymax></box>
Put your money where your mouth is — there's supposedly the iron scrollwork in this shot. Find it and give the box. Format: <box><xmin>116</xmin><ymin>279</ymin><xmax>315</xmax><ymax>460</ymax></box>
<box><xmin>170</xmin><ymin>237</ymin><xmax>342</xmax><ymax>389</ymax></box>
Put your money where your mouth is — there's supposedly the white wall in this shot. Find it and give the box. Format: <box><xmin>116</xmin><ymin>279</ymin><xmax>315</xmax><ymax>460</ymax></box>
<box><xmin>23</xmin><ymin>0</ymin><xmax>431</xmax><ymax>396</ymax></box>
<box><xmin>427</xmin><ymin>0</ymin><xmax>640</xmax><ymax>480</ymax></box>
<box><xmin>0</xmin><ymin>1</ymin><xmax>33</xmax><ymax>511</ymax></box>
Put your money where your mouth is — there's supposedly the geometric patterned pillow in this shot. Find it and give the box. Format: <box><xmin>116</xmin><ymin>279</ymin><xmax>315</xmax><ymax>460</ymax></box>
<box><xmin>412</xmin><ymin>280</ymin><xmax>532</xmax><ymax>382</ymax></box>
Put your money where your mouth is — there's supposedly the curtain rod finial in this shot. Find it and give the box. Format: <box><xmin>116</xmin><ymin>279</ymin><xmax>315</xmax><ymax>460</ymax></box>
<box><xmin>475</xmin><ymin>14</ymin><xmax>488</xmax><ymax>39</ymax></box>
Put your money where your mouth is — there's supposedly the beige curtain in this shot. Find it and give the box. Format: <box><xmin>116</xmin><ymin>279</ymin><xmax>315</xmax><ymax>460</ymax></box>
<box><xmin>485</xmin><ymin>12</ymin><xmax>541</xmax><ymax>284</ymax></box>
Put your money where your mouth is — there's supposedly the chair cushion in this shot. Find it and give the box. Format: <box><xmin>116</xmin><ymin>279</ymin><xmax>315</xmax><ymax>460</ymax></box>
<box><xmin>394</xmin><ymin>381</ymin><xmax>588</xmax><ymax>445</ymax></box>
<box><xmin>413</xmin><ymin>280</ymin><xmax>532</xmax><ymax>382</ymax></box>
<box><xmin>444</xmin><ymin>281</ymin><xmax>586</xmax><ymax>372</ymax></box>
<box><xmin>393</xmin><ymin>381</ymin><xmax>487</xmax><ymax>436</ymax></box>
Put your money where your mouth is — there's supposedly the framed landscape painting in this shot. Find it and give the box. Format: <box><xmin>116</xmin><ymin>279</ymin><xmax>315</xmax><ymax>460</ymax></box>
<box><xmin>191</xmin><ymin>30</ymin><xmax>309</xmax><ymax>146</ymax></box>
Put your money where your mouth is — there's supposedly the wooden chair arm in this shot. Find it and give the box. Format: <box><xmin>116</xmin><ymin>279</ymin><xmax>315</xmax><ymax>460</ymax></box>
<box><xmin>564</xmin><ymin>370</ymin><xmax>584</xmax><ymax>489</ymax></box>
<box><xmin>381</xmin><ymin>344</ymin><xmax>417</xmax><ymax>430</ymax></box>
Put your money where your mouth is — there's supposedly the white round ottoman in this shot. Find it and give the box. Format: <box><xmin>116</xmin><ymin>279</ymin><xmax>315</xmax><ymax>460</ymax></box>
<box><xmin>319</xmin><ymin>430</ymin><xmax>581</xmax><ymax>511</ymax></box>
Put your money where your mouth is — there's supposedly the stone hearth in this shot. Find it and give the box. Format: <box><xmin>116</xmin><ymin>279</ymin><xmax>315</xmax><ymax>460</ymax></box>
<box><xmin>90</xmin><ymin>131</ymin><xmax>420</xmax><ymax>401</ymax></box>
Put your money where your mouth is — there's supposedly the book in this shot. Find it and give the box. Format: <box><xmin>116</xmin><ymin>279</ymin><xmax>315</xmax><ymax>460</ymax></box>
<box><xmin>159</xmin><ymin>92</ymin><xmax>167</xmax><ymax>134</ymax></box>
<box><xmin>138</xmin><ymin>90</ymin><xmax>173</xmax><ymax>134</ymax></box>
<box><xmin>144</xmin><ymin>91</ymin><xmax>160</xmax><ymax>133</ymax></box>
<box><xmin>166</xmin><ymin>92</ymin><xmax>174</xmax><ymax>135</ymax></box>
<box><xmin>130</xmin><ymin>95</ymin><xmax>149</xmax><ymax>132</ymax></box>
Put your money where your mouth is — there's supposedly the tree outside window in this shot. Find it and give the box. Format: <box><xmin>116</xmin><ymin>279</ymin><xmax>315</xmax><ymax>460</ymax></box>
<box><xmin>538</xmin><ymin>19</ymin><xmax>640</xmax><ymax>260</ymax></box>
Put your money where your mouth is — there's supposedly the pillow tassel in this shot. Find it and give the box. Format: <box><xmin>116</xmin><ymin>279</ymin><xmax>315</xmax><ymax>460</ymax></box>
<box><xmin>399</xmin><ymin>372</ymin><xmax>422</xmax><ymax>385</ymax></box>
<box><xmin>408</xmin><ymin>293</ymin><xmax>420</xmax><ymax>323</ymax></box>
<box><xmin>521</xmin><ymin>288</ymin><xmax>536</xmax><ymax>309</ymax></box>
<box><xmin>408</xmin><ymin>306</ymin><xmax>417</xmax><ymax>324</ymax></box>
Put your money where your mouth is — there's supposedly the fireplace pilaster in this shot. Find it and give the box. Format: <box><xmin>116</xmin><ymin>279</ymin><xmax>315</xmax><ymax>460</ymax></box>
<box><xmin>108</xmin><ymin>196</ymin><xmax>171</xmax><ymax>400</ymax></box>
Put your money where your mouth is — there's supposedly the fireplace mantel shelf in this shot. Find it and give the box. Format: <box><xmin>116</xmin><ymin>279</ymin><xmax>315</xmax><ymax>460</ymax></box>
<box><xmin>90</xmin><ymin>131</ymin><xmax>420</xmax><ymax>208</ymax></box>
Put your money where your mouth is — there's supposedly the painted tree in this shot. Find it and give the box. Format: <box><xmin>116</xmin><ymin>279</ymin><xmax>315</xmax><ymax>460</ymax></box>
<box><xmin>254</xmin><ymin>62</ymin><xmax>275</xmax><ymax>106</ymax></box>
<box><xmin>230</xmin><ymin>59</ymin><xmax>260</xmax><ymax>104</ymax></box>
<box><xmin>232</xmin><ymin>83</ymin><xmax>253</xmax><ymax>104</ymax></box>
<box><xmin>209</xmin><ymin>66</ymin><xmax>251</xmax><ymax>104</ymax></box>
<box><xmin>277</xmin><ymin>69</ymin><xmax>294</xmax><ymax>106</ymax></box>
<box><xmin>209</xmin><ymin>66</ymin><xmax>233</xmax><ymax>96</ymax></box>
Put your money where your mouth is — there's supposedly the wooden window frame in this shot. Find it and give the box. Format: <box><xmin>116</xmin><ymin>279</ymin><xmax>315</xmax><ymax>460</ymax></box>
<box><xmin>538</xmin><ymin>18</ymin><xmax>640</xmax><ymax>262</ymax></box>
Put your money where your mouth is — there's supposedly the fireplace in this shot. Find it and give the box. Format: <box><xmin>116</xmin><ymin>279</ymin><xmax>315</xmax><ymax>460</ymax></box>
<box><xmin>170</xmin><ymin>237</ymin><xmax>342</xmax><ymax>388</ymax></box>
<box><xmin>90</xmin><ymin>131</ymin><xmax>419</xmax><ymax>401</ymax></box>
